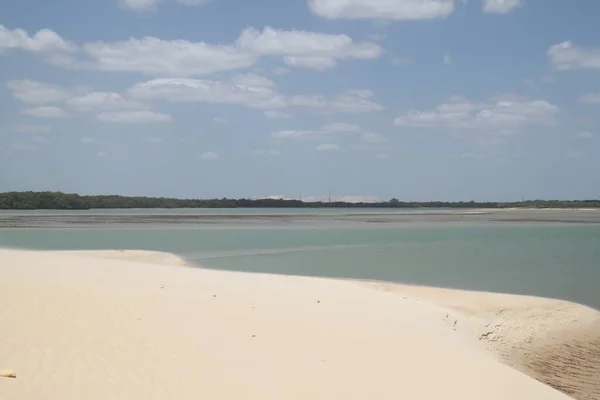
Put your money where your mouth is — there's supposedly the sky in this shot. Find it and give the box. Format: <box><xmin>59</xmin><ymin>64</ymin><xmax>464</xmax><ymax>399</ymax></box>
<box><xmin>1</xmin><ymin>0</ymin><xmax>599</xmax><ymax>202</ymax></box>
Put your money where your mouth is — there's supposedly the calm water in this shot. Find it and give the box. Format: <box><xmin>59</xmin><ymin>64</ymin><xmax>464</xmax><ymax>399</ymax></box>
<box><xmin>1</xmin><ymin>211</ymin><xmax>599</xmax><ymax>309</ymax></box>
<box><xmin>0</xmin><ymin>207</ymin><xmax>460</xmax><ymax>216</ymax></box>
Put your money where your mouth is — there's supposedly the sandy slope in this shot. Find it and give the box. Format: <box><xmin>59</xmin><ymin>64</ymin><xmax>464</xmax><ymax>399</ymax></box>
<box><xmin>363</xmin><ymin>282</ymin><xmax>600</xmax><ymax>400</ymax></box>
<box><xmin>0</xmin><ymin>250</ymin><xmax>576</xmax><ymax>400</ymax></box>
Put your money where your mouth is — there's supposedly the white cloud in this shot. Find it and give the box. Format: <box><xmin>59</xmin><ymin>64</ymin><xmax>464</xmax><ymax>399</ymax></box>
<box><xmin>129</xmin><ymin>75</ymin><xmax>382</xmax><ymax>114</ymax></box>
<box><xmin>264</xmin><ymin>110</ymin><xmax>293</xmax><ymax>119</ymax></box>
<box><xmin>146</xmin><ymin>137</ymin><xmax>163</xmax><ymax>143</ymax></box>
<box><xmin>443</xmin><ymin>54</ymin><xmax>452</xmax><ymax>65</ymax></box>
<box><xmin>0</xmin><ymin>25</ymin><xmax>76</xmax><ymax>54</ymax></box>
<box><xmin>84</xmin><ymin>37</ymin><xmax>257</xmax><ymax>76</ymax></box>
<box><xmin>576</xmin><ymin>132</ymin><xmax>594</xmax><ymax>139</ymax></box>
<box><xmin>119</xmin><ymin>0</ymin><xmax>210</xmax><ymax>11</ymax></box>
<box><xmin>128</xmin><ymin>74</ymin><xmax>286</xmax><ymax>109</ymax></box>
<box><xmin>213</xmin><ymin>116</ymin><xmax>227</xmax><ymax>123</ymax></box>
<box><xmin>7</xmin><ymin>80</ymin><xmax>147</xmax><ymax>113</ymax></box>
<box><xmin>272</xmin><ymin>130</ymin><xmax>327</xmax><ymax>140</ymax></box>
<box><xmin>284</xmin><ymin>56</ymin><xmax>337</xmax><ymax>70</ymax></box>
<box><xmin>548</xmin><ymin>41</ymin><xmax>600</xmax><ymax>71</ymax></box>
<box><xmin>66</xmin><ymin>92</ymin><xmax>145</xmax><ymax>111</ymax></box>
<box><xmin>237</xmin><ymin>27</ymin><xmax>381</xmax><ymax>61</ymax></box>
<box><xmin>119</xmin><ymin>0</ymin><xmax>160</xmax><ymax>11</ymax></box>
<box><xmin>483</xmin><ymin>0</ymin><xmax>523</xmax><ymax>14</ymax></box>
<box><xmin>200</xmin><ymin>151</ymin><xmax>218</xmax><ymax>160</ymax></box>
<box><xmin>394</xmin><ymin>95</ymin><xmax>558</xmax><ymax>135</ymax></box>
<box><xmin>308</xmin><ymin>0</ymin><xmax>455</xmax><ymax>20</ymax></box>
<box><xmin>375</xmin><ymin>152</ymin><xmax>390</xmax><ymax>159</ymax></box>
<box><xmin>316</xmin><ymin>143</ymin><xmax>340</xmax><ymax>151</ymax></box>
<box><xmin>362</xmin><ymin>132</ymin><xmax>388</xmax><ymax>143</ymax></box>
<box><xmin>13</xmin><ymin>124</ymin><xmax>52</xmax><ymax>133</ymax></box>
<box><xmin>22</xmin><ymin>106</ymin><xmax>70</xmax><ymax>118</ymax></box>
<box><xmin>321</xmin><ymin>122</ymin><xmax>361</xmax><ymax>132</ymax></box>
<box><xmin>6</xmin><ymin>80</ymin><xmax>71</xmax><ymax>104</ymax></box>
<box><xmin>272</xmin><ymin>122</ymin><xmax>361</xmax><ymax>141</ymax></box>
<box><xmin>81</xmin><ymin>26</ymin><xmax>379</xmax><ymax>76</ymax></box>
<box><xmin>580</xmin><ymin>93</ymin><xmax>600</xmax><ymax>105</ymax></box>
<box><xmin>290</xmin><ymin>89</ymin><xmax>384</xmax><ymax>113</ymax></box>
<box><xmin>392</xmin><ymin>56</ymin><xmax>412</xmax><ymax>66</ymax></box>
<box><xmin>97</xmin><ymin>110</ymin><xmax>172</xmax><ymax>124</ymax></box>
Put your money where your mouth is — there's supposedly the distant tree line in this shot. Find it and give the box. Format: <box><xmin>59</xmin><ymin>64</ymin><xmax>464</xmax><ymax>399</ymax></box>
<box><xmin>0</xmin><ymin>191</ymin><xmax>599</xmax><ymax>210</ymax></box>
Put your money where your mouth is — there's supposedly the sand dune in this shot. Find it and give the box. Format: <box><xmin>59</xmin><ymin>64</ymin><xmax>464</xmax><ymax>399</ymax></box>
<box><xmin>0</xmin><ymin>249</ymin><xmax>581</xmax><ymax>399</ymax></box>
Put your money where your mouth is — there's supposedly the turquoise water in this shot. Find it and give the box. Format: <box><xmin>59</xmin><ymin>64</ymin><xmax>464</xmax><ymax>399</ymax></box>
<box><xmin>1</xmin><ymin>221</ymin><xmax>599</xmax><ymax>309</ymax></box>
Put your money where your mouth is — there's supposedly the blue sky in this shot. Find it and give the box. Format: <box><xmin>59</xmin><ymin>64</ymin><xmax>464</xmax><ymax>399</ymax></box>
<box><xmin>1</xmin><ymin>0</ymin><xmax>599</xmax><ymax>201</ymax></box>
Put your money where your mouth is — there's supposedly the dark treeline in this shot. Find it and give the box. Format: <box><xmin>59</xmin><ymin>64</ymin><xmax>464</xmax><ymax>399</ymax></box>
<box><xmin>1</xmin><ymin>191</ymin><xmax>599</xmax><ymax>210</ymax></box>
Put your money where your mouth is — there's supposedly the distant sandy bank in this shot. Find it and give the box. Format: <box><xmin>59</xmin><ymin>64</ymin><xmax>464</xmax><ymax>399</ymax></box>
<box><xmin>1</xmin><ymin>249</ymin><xmax>591</xmax><ymax>399</ymax></box>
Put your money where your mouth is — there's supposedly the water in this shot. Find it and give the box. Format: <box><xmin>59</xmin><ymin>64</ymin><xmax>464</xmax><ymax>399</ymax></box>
<box><xmin>0</xmin><ymin>207</ymin><xmax>460</xmax><ymax>216</ymax></box>
<box><xmin>1</xmin><ymin>210</ymin><xmax>599</xmax><ymax>309</ymax></box>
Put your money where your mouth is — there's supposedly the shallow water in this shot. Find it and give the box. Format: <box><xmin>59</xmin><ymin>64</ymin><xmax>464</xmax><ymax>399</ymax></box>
<box><xmin>1</xmin><ymin>210</ymin><xmax>599</xmax><ymax>309</ymax></box>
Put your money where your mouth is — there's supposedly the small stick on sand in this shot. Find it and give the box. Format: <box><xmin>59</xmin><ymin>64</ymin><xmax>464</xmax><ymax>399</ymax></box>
<box><xmin>0</xmin><ymin>369</ymin><xmax>16</xmax><ymax>378</ymax></box>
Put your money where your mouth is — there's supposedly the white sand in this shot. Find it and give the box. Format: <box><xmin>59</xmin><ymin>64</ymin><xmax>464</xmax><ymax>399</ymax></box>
<box><xmin>0</xmin><ymin>249</ymin><xmax>582</xmax><ymax>400</ymax></box>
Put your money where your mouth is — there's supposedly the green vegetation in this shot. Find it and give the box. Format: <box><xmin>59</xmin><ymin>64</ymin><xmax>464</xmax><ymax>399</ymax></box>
<box><xmin>0</xmin><ymin>191</ymin><xmax>599</xmax><ymax>210</ymax></box>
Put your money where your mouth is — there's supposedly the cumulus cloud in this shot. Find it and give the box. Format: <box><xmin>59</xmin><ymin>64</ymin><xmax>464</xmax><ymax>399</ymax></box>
<box><xmin>22</xmin><ymin>106</ymin><xmax>70</xmax><ymax>118</ymax></box>
<box><xmin>66</xmin><ymin>92</ymin><xmax>146</xmax><ymax>112</ymax></box>
<box><xmin>129</xmin><ymin>75</ymin><xmax>383</xmax><ymax>113</ymax></box>
<box><xmin>284</xmin><ymin>56</ymin><xmax>337</xmax><ymax>70</ymax></box>
<box><xmin>97</xmin><ymin>110</ymin><xmax>172</xmax><ymax>124</ymax></box>
<box><xmin>0</xmin><ymin>25</ymin><xmax>76</xmax><ymax>54</ymax></box>
<box><xmin>290</xmin><ymin>89</ymin><xmax>384</xmax><ymax>113</ymax></box>
<box><xmin>128</xmin><ymin>74</ymin><xmax>286</xmax><ymax>109</ymax></box>
<box><xmin>308</xmin><ymin>0</ymin><xmax>455</xmax><ymax>20</ymax></box>
<box><xmin>483</xmin><ymin>0</ymin><xmax>523</xmax><ymax>14</ymax></box>
<box><xmin>83</xmin><ymin>37</ymin><xmax>257</xmax><ymax>76</ymax></box>
<box><xmin>548</xmin><ymin>41</ymin><xmax>600</xmax><ymax>70</ymax></box>
<box><xmin>394</xmin><ymin>94</ymin><xmax>558</xmax><ymax>135</ymax></box>
<box><xmin>3</xmin><ymin>24</ymin><xmax>380</xmax><ymax>75</ymax></box>
<box><xmin>316</xmin><ymin>143</ymin><xmax>340</xmax><ymax>151</ymax></box>
<box><xmin>237</xmin><ymin>26</ymin><xmax>381</xmax><ymax>63</ymax></box>
<box><xmin>6</xmin><ymin>80</ymin><xmax>72</xmax><ymax>104</ymax></box>
<box><xmin>119</xmin><ymin>0</ymin><xmax>210</xmax><ymax>11</ymax></box>
<box><xmin>272</xmin><ymin>122</ymin><xmax>363</xmax><ymax>141</ymax></box>
<box><xmin>7</xmin><ymin>79</ymin><xmax>147</xmax><ymax>113</ymax></box>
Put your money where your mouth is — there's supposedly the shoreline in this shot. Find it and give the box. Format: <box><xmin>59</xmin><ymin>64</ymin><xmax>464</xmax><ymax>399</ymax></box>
<box><xmin>2</xmin><ymin>249</ymin><xmax>597</xmax><ymax>399</ymax></box>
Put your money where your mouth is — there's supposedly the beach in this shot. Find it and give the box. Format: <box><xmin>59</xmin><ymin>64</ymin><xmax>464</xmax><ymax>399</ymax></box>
<box><xmin>2</xmin><ymin>250</ymin><xmax>597</xmax><ymax>399</ymax></box>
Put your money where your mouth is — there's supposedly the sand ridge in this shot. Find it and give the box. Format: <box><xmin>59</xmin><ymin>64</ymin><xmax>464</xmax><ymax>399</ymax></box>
<box><xmin>0</xmin><ymin>249</ymin><xmax>580</xmax><ymax>399</ymax></box>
